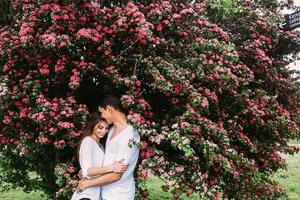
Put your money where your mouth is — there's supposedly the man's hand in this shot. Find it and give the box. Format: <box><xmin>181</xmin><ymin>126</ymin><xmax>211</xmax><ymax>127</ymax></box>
<box><xmin>108</xmin><ymin>161</ymin><xmax>128</xmax><ymax>173</ymax></box>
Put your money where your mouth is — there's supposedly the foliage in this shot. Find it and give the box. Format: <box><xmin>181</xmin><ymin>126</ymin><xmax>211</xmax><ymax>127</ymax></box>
<box><xmin>0</xmin><ymin>0</ymin><xmax>299</xmax><ymax>199</ymax></box>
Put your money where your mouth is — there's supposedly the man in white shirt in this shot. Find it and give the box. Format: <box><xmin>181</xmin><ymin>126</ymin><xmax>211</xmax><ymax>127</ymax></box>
<box><xmin>77</xmin><ymin>94</ymin><xmax>140</xmax><ymax>200</ymax></box>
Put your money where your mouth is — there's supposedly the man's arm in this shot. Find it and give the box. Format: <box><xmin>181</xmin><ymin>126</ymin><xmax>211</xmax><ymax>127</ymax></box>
<box><xmin>86</xmin><ymin>167</ymin><xmax>112</xmax><ymax>177</ymax></box>
<box><xmin>87</xmin><ymin>161</ymin><xmax>127</xmax><ymax>177</ymax></box>
<box><xmin>78</xmin><ymin>172</ymin><xmax>123</xmax><ymax>191</ymax></box>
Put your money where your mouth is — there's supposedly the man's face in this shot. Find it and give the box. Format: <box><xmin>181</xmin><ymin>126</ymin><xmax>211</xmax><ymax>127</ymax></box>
<box><xmin>98</xmin><ymin>106</ymin><xmax>113</xmax><ymax>124</ymax></box>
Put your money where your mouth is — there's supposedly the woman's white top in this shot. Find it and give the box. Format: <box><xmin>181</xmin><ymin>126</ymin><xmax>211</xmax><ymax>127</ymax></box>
<box><xmin>71</xmin><ymin>136</ymin><xmax>105</xmax><ymax>200</ymax></box>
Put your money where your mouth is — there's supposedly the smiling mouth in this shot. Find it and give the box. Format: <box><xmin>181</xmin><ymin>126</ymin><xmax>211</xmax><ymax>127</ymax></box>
<box><xmin>99</xmin><ymin>132</ymin><xmax>105</xmax><ymax>136</ymax></box>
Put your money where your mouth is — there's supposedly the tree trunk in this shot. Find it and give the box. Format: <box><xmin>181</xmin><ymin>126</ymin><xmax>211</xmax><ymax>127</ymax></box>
<box><xmin>0</xmin><ymin>0</ymin><xmax>12</xmax><ymax>28</ymax></box>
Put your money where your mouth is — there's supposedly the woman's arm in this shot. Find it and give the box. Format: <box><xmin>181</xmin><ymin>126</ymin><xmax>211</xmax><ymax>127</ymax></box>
<box><xmin>79</xmin><ymin>137</ymin><xmax>94</xmax><ymax>179</ymax></box>
<box><xmin>77</xmin><ymin>172</ymin><xmax>123</xmax><ymax>192</ymax></box>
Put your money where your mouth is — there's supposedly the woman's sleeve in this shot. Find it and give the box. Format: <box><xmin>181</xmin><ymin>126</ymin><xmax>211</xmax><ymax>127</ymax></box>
<box><xmin>79</xmin><ymin>137</ymin><xmax>94</xmax><ymax>179</ymax></box>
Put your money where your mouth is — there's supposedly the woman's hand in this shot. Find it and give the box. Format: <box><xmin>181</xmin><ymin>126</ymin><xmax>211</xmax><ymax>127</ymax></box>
<box><xmin>107</xmin><ymin>161</ymin><xmax>128</xmax><ymax>173</ymax></box>
<box><xmin>77</xmin><ymin>178</ymin><xmax>88</xmax><ymax>192</ymax></box>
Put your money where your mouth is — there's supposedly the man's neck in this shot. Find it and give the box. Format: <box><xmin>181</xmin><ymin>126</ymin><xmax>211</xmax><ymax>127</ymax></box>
<box><xmin>112</xmin><ymin>113</ymin><xmax>128</xmax><ymax>131</ymax></box>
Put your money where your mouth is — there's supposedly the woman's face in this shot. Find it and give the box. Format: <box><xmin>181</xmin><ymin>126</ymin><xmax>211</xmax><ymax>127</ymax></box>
<box><xmin>92</xmin><ymin>121</ymin><xmax>109</xmax><ymax>139</ymax></box>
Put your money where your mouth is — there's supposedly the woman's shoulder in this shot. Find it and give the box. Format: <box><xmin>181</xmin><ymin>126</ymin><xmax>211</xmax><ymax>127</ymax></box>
<box><xmin>81</xmin><ymin>136</ymin><xmax>96</xmax><ymax>146</ymax></box>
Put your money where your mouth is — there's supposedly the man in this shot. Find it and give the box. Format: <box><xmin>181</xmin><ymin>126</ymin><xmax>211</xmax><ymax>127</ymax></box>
<box><xmin>78</xmin><ymin>94</ymin><xmax>140</xmax><ymax>200</ymax></box>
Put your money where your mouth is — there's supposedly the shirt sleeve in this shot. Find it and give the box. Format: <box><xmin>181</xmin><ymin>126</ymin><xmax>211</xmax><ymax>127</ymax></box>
<box><xmin>79</xmin><ymin>137</ymin><xmax>94</xmax><ymax>179</ymax></box>
<box><xmin>115</xmin><ymin>130</ymin><xmax>140</xmax><ymax>164</ymax></box>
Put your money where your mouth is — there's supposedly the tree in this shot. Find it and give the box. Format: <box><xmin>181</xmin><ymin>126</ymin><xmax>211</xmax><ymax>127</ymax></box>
<box><xmin>0</xmin><ymin>0</ymin><xmax>299</xmax><ymax>199</ymax></box>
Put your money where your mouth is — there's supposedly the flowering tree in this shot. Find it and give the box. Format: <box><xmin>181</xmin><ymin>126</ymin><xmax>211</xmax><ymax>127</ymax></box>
<box><xmin>0</xmin><ymin>0</ymin><xmax>299</xmax><ymax>199</ymax></box>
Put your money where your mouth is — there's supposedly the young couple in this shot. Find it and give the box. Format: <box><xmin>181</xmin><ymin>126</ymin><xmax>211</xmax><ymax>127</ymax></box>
<box><xmin>71</xmin><ymin>94</ymin><xmax>140</xmax><ymax>200</ymax></box>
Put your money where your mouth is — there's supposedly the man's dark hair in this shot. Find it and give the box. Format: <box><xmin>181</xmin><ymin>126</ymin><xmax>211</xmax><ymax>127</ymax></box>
<box><xmin>99</xmin><ymin>94</ymin><xmax>127</xmax><ymax>114</ymax></box>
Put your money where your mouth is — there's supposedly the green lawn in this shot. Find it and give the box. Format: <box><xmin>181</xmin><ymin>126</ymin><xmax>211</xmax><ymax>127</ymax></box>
<box><xmin>0</xmin><ymin>189</ymin><xmax>44</xmax><ymax>200</ymax></box>
<box><xmin>1</xmin><ymin>140</ymin><xmax>299</xmax><ymax>200</ymax></box>
<box><xmin>272</xmin><ymin>140</ymin><xmax>300</xmax><ymax>200</ymax></box>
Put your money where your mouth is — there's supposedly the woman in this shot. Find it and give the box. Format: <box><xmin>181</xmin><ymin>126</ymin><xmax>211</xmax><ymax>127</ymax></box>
<box><xmin>71</xmin><ymin>113</ymin><xmax>127</xmax><ymax>200</ymax></box>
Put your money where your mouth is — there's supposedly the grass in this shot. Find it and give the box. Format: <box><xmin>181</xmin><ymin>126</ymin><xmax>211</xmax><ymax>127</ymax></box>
<box><xmin>0</xmin><ymin>140</ymin><xmax>299</xmax><ymax>200</ymax></box>
<box><xmin>272</xmin><ymin>140</ymin><xmax>300</xmax><ymax>200</ymax></box>
<box><xmin>0</xmin><ymin>189</ymin><xmax>44</xmax><ymax>200</ymax></box>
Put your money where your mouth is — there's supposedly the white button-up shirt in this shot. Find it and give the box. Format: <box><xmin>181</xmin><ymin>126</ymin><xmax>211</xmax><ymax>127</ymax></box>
<box><xmin>101</xmin><ymin>125</ymin><xmax>140</xmax><ymax>200</ymax></box>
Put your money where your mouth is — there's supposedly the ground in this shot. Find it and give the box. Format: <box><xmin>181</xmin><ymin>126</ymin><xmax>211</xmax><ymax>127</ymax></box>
<box><xmin>0</xmin><ymin>140</ymin><xmax>299</xmax><ymax>200</ymax></box>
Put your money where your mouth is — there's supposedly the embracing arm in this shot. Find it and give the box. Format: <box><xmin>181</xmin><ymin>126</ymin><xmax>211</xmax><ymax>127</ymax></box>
<box><xmin>86</xmin><ymin>166</ymin><xmax>112</xmax><ymax>177</ymax></box>
<box><xmin>87</xmin><ymin>172</ymin><xmax>123</xmax><ymax>186</ymax></box>
<box><xmin>86</xmin><ymin>161</ymin><xmax>127</xmax><ymax>177</ymax></box>
<box><xmin>78</xmin><ymin>172</ymin><xmax>123</xmax><ymax>191</ymax></box>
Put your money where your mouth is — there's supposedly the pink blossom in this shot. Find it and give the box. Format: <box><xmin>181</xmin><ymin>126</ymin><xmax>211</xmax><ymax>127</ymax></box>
<box><xmin>156</xmin><ymin>23</ymin><xmax>163</xmax><ymax>32</ymax></box>
<box><xmin>145</xmin><ymin>149</ymin><xmax>154</xmax><ymax>158</ymax></box>
<box><xmin>52</xmin><ymin>15</ymin><xmax>61</xmax><ymax>21</ymax></box>
<box><xmin>40</xmin><ymin>69</ymin><xmax>50</xmax><ymax>75</ymax></box>
<box><xmin>69</xmin><ymin>131</ymin><xmax>80</xmax><ymax>137</ymax></box>
<box><xmin>3</xmin><ymin>116</ymin><xmax>10</xmax><ymax>124</ymax></box>
<box><xmin>201</xmin><ymin>99</ymin><xmax>209</xmax><ymax>108</ymax></box>
<box><xmin>135</xmin><ymin>80</ymin><xmax>141</xmax><ymax>86</ymax></box>
<box><xmin>175</xmin><ymin>166</ymin><xmax>184</xmax><ymax>173</ymax></box>
<box><xmin>193</xmin><ymin>125</ymin><xmax>201</xmax><ymax>133</ymax></box>
<box><xmin>181</xmin><ymin>122</ymin><xmax>190</xmax><ymax>128</ymax></box>
<box><xmin>121</xmin><ymin>95</ymin><xmax>134</xmax><ymax>104</ymax></box>
<box><xmin>61</xmin><ymin>14</ymin><xmax>69</xmax><ymax>21</ymax></box>
<box><xmin>104</xmin><ymin>40</ymin><xmax>110</xmax><ymax>46</ymax></box>
<box><xmin>155</xmin><ymin>134</ymin><xmax>165</xmax><ymax>144</ymax></box>
<box><xmin>36</xmin><ymin>137</ymin><xmax>50</xmax><ymax>144</ymax></box>
<box><xmin>79</xmin><ymin>17</ymin><xmax>88</xmax><ymax>22</ymax></box>
<box><xmin>104</xmin><ymin>50</ymin><xmax>110</xmax><ymax>55</ymax></box>
<box><xmin>54</xmin><ymin>140</ymin><xmax>66</xmax><ymax>149</ymax></box>
<box><xmin>20</xmin><ymin>36</ymin><xmax>27</xmax><ymax>44</ymax></box>
<box><xmin>140</xmin><ymin>141</ymin><xmax>148</xmax><ymax>149</ymax></box>
<box><xmin>36</xmin><ymin>112</ymin><xmax>45</xmax><ymax>121</ymax></box>
<box><xmin>57</xmin><ymin>122</ymin><xmax>75</xmax><ymax>129</ymax></box>
<box><xmin>205</xmin><ymin>88</ymin><xmax>211</xmax><ymax>96</ymax></box>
